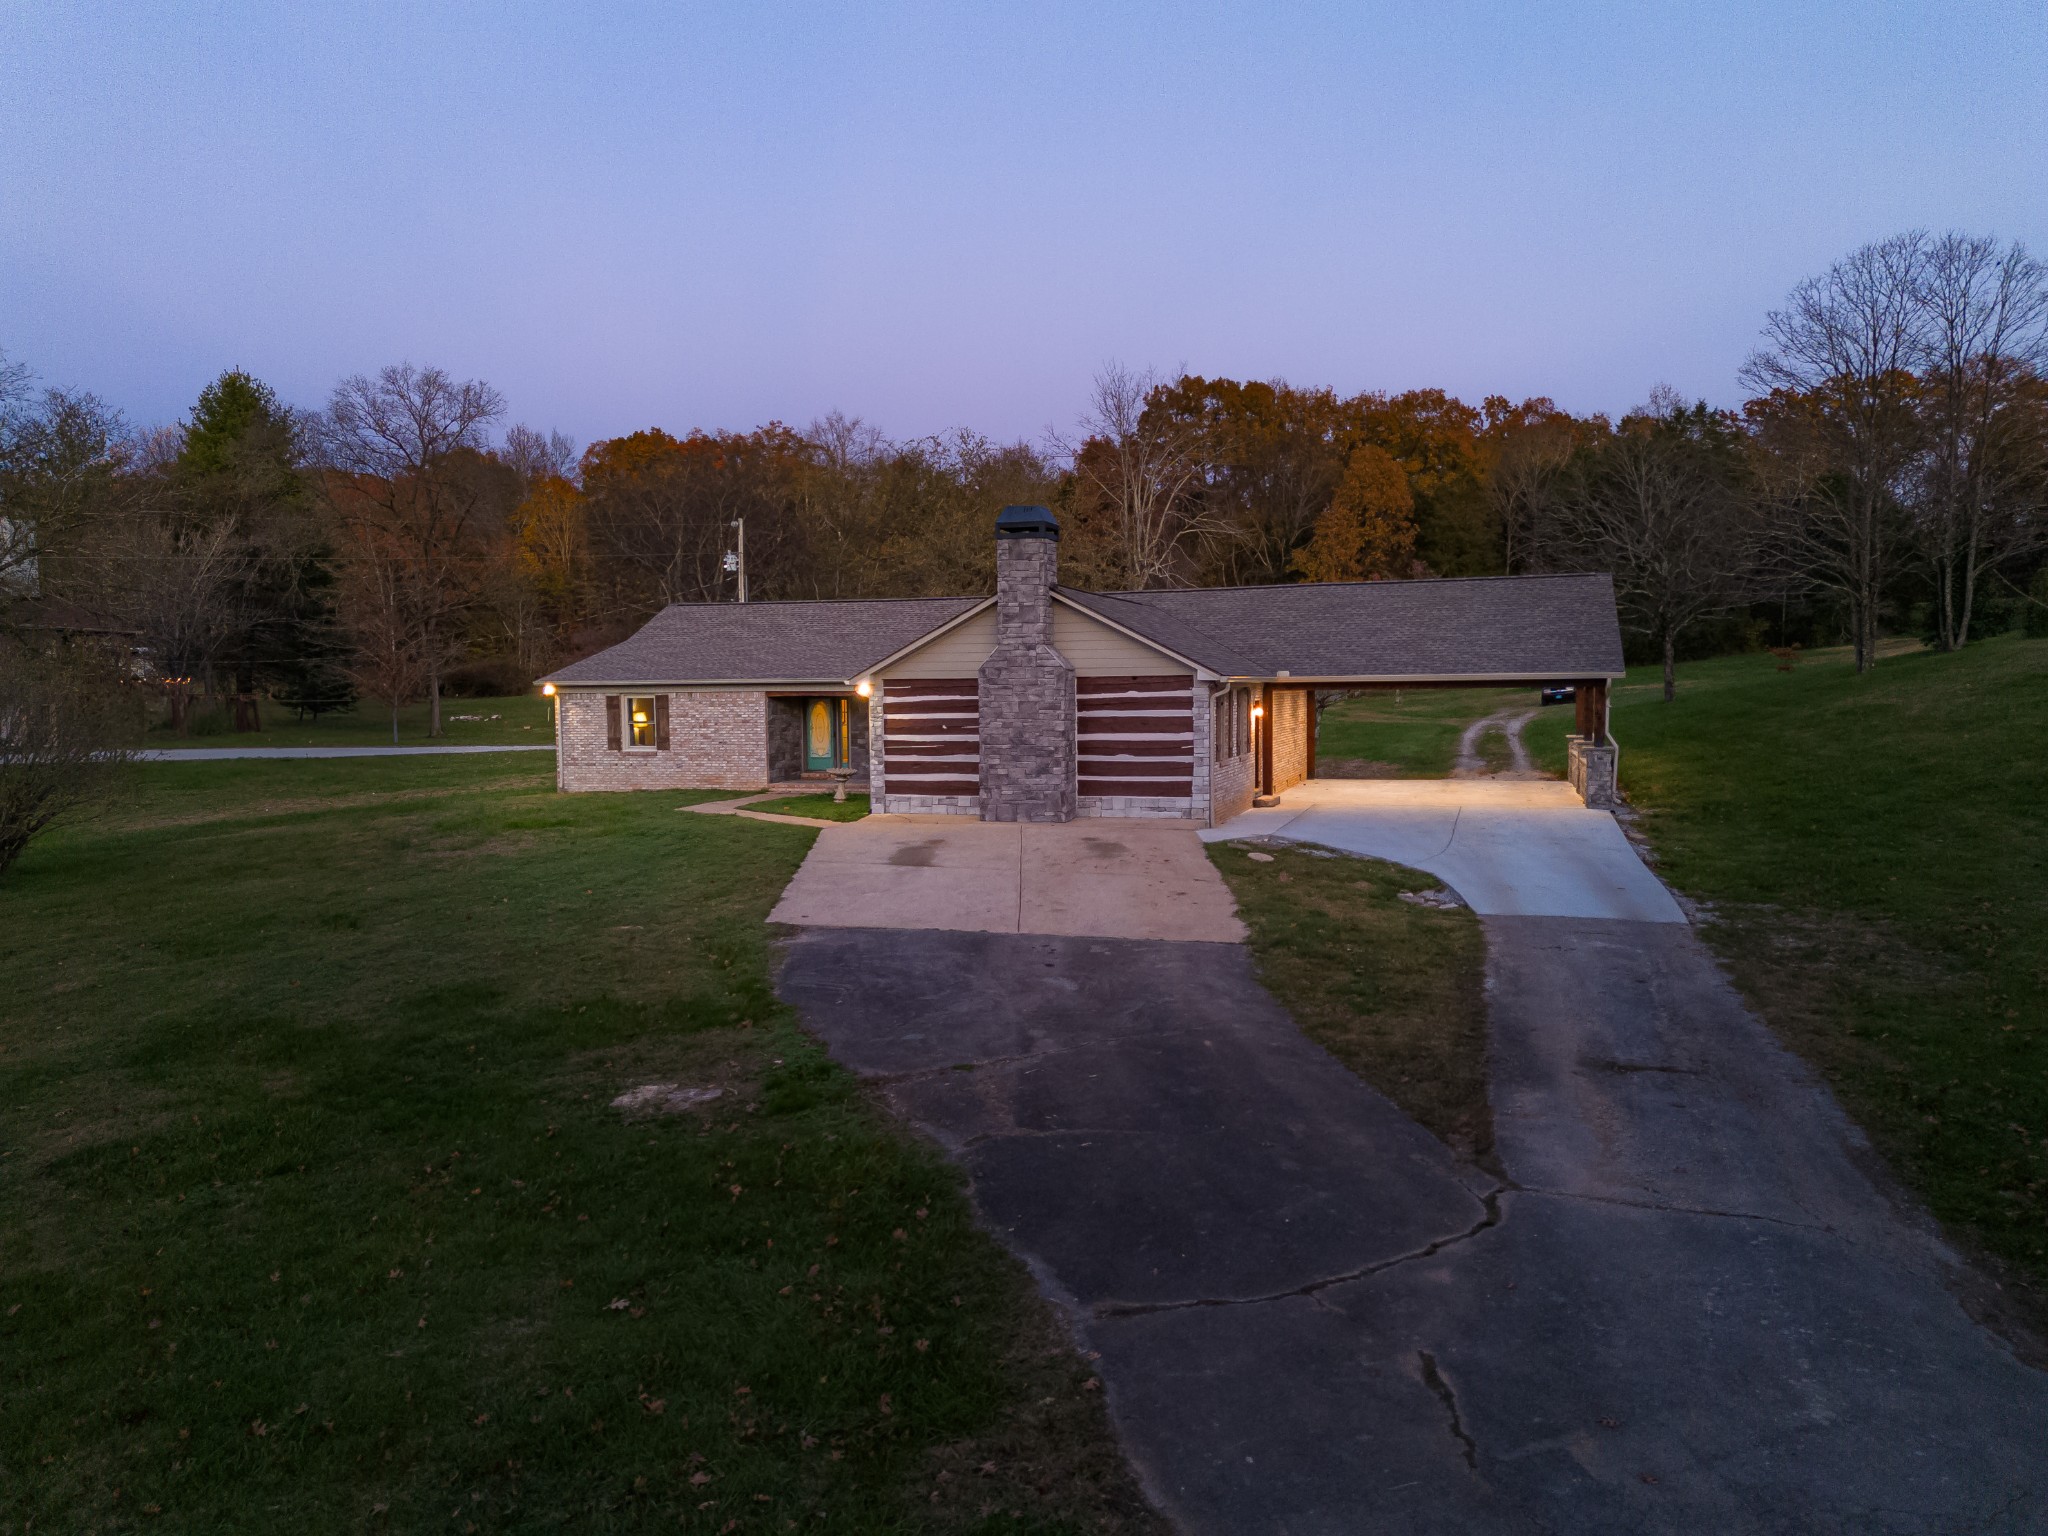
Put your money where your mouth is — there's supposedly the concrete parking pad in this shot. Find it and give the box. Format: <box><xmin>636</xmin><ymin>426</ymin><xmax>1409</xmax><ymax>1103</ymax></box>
<box><xmin>768</xmin><ymin>814</ymin><xmax>1246</xmax><ymax>942</ymax></box>
<box><xmin>1202</xmin><ymin>777</ymin><xmax>1685</xmax><ymax>923</ymax></box>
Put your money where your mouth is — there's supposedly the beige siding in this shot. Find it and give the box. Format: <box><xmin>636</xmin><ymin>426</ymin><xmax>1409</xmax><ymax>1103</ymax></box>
<box><xmin>877</xmin><ymin>606</ymin><xmax>996</xmax><ymax>679</ymax></box>
<box><xmin>1051</xmin><ymin>603</ymin><xmax>1191</xmax><ymax>677</ymax></box>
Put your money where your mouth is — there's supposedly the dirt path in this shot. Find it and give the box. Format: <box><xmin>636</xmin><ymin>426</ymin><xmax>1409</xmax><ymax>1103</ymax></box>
<box><xmin>1450</xmin><ymin>707</ymin><xmax>1542</xmax><ymax>779</ymax></box>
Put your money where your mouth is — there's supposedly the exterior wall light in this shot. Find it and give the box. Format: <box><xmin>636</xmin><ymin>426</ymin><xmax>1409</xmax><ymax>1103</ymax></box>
<box><xmin>1250</xmin><ymin>704</ymin><xmax>1265</xmax><ymax>719</ymax></box>
<box><xmin>855</xmin><ymin>679</ymin><xmax>872</xmax><ymax>698</ymax></box>
<box><xmin>541</xmin><ymin>682</ymin><xmax>557</xmax><ymax>697</ymax></box>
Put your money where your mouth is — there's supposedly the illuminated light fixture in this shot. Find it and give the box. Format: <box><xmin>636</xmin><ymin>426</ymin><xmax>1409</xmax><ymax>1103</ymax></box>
<box><xmin>631</xmin><ymin>707</ymin><xmax>650</xmax><ymax>725</ymax></box>
<box><xmin>855</xmin><ymin>679</ymin><xmax>872</xmax><ymax>698</ymax></box>
<box><xmin>1251</xmin><ymin>705</ymin><xmax>1265</xmax><ymax>719</ymax></box>
<box><xmin>540</xmin><ymin>682</ymin><xmax>557</xmax><ymax>697</ymax></box>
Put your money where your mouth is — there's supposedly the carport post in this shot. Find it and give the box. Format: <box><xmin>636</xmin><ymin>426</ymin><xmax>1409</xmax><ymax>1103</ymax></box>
<box><xmin>1259</xmin><ymin>682</ymin><xmax>1276</xmax><ymax>796</ymax></box>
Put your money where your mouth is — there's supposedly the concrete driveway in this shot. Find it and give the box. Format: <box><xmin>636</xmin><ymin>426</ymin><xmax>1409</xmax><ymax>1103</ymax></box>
<box><xmin>1202</xmin><ymin>777</ymin><xmax>1685</xmax><ymax>923</ymax></box>
<box><xmin>769</xmin><ymin>814</ymin><xmax>1246</xmax><ymax>942</ymax></box>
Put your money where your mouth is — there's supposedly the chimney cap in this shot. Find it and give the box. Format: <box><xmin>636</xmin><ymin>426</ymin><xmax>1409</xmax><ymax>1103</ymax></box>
<box><xmin>995</xmin><ymin>504</ymin><xmax>1060</xmax><ymax>540</ymax></box>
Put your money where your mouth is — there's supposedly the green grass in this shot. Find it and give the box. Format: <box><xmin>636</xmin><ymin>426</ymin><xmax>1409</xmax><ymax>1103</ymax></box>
<box><xmin>746</xmin><ymin>794</ymin><xmax>871</xmax><ymax>823</ymax></box>
<box><xmin>1526</xmin><ymin>636</ymin><xmax>2048</xmax><ymax>1306</ymax></box>
<box><xmin>0</xmin><ymin>758</ymin><xmax>1157</xmax><ymax>1534</ymax></box>
<box><xmin>1208</xmin><ymin>842</ymin><xmax>1494</xmax><ymax>1168</ymax></box>
<box><xmin>147</xmin><ymin>695</ymin><xmax>555</xmax><ymax>748</ymax></box>
<box><xmin>1315</xmin><ymin>687</ymin><xmax>1536</xmax><ymax>777</ymax></box>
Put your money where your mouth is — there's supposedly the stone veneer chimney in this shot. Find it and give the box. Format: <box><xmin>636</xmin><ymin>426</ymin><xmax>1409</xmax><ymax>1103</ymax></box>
<box><xmin>978</xmin><ymin>505</ymin><xmax>1076</xmax><ymax>822</ymax></box>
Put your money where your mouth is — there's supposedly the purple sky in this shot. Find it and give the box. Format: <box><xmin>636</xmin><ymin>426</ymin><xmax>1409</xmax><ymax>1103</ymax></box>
<box><xmin>4</xmin><ymin>2</ymin><xmax>2044</xmax><ymax>449</ymax></box>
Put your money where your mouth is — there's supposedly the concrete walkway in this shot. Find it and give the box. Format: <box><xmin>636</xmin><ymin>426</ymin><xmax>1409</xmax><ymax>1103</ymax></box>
<box><xmin>139</xmin><ymin>744</ymin><xmax>555</xmax><ymax>760</ymax></box>
<box><xmin>779</xmin><ymin>922</ymin><xmax>2048</xmax><ymax>1534</ymax></box>
<box><xmin>1202</xmin><ymin>778</ymin><xmax>1685</xmax><ymax>924</ymax></box>
<box><xmin>769</xmin><ymin>815</ymin><xmax>1246</xmax><ymax>943</ymax></box>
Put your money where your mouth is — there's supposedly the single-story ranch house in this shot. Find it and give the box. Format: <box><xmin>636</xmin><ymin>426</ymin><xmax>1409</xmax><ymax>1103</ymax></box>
<box><xmin>540</xmin><ymin>506</ymin><xmax>1626</xmax><ymax>824</ymax></box>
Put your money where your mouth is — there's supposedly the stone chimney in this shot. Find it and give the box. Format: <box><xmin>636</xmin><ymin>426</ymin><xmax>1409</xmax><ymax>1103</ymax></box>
<box><xmin>978</xmin><ymin>506</ymin><xmax>1075</xmax><ymax>822</ymax></box>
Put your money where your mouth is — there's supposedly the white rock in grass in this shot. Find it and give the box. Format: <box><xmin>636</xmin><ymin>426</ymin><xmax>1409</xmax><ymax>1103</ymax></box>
<box><xmin>612</xmin><ymin>1084</ymin><xmax>723</xmax><ymax>1116</ymax></box>
<box><xmin>1398</xmin><ymin>888</ymin><xmax>1466</xmax><ymax>911</ymax></box>
<box><xmin>1245</xmin><ymin>851</ymin><xmax>1276</xmax><ymax>863</ymax></box>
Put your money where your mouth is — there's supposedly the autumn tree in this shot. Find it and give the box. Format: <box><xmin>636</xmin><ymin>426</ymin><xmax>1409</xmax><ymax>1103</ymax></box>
<box><xmin>1535</xmin><ymin>393</ymin><xmax>1761</xmax><ymax>701</ymax></box>
<box><xmin>317</xmin><ymin>364</ymin><xmax>508</xmax><ymax>734</ymax></box>
<box><xmin>1294</xmin><ymin>444</ymin><xmax>1418</xmax><ymax>582</ymax></box>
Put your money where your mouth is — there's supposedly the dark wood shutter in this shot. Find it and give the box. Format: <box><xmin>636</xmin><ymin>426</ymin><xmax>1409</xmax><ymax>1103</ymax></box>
<box><xmin>882</xmin><ymin>679</ymin><xmax>979</xmax><ymax>795</ymax></box>
<box><xmin>605</xmin><ymin>695</ymin><xmax>621</xmax><ymax>750</ymax></box>
<box><xmin>654</xmin><ymin>694</ymin><xmax>671</xmax><ymax>750</ymax></box>
<box><xmin>1079</xmin><ymin>676</ymin><xmax>1193</xmax><ymax>797</ymax></box>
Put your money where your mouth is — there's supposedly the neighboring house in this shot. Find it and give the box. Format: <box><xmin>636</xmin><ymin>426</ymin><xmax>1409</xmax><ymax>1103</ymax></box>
<box><xmin>540</xmin><ymin>506</ymin><xmax>1627</xmax><ymax>823</ymax></box>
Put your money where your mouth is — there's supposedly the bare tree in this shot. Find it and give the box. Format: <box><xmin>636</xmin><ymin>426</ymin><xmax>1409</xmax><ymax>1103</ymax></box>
<box><xmin>1742</xmin><ymin>233</ymin><xmax>1928</xmax><ymax>672</ymax></box>
<box><xmin>0</xmin><ymin>642</ymin><xmax>137</xmax><ymax>878</ymax></box>
<box><xmin>1535</xmin><ymin>393</ymin><xmax>1760</xmax><ymax>701</ymax></box>
<box><xmin>97</xmin><ymin>514</ymin><xmax>252</xmax><ymax>732</ymax></box>
<box><xmin>502</xmin><ymin>423</ymin><xmax>579</xmax><ymax>491</ymax></box>
<box><xmin>1056</xmin><ymin>364</ymin><xmax>1205</xmax><ymax>589</ymax></box>
<box><xmin>1907</xmin><ymin>234</ymin><xmax>2048</xmax><ymax>650</ymax></box>
<box><xmin>1489</xmin><ymin>414</ymin><xmax>1580</xmax><ymax>573</ymax></box>
<box><xmin>317</xmin><ymin>365</ymin><xmax>506</xmax><ymax>735</ymax></box>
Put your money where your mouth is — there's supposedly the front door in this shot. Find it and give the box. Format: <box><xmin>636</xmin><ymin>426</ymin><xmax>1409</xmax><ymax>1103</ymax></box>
<box><xmin>804</xmin><ymin>698</ymin><xmax>850</xmax><ymax>772</ymax></box>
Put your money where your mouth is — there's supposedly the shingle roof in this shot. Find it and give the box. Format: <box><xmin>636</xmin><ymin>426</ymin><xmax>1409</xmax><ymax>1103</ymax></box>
<box><xmin>539</xmin><ymin>596</ymin><xmax>986</xmax><ymax>686</ymax></box>
<box><xmin>1059</xmin><ymin>574</ymin><xmax>1626</xmax><ymax>681</ymax></box>
<box><xmin>542</xmin><ymin>574</ymin><xmax>1624</xmax><ymax>687</ymax></box>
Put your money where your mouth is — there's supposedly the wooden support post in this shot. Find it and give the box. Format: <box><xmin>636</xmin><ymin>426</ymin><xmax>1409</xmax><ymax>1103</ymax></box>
<box><xmin>1574</xmin><ymin>683</ymin><xmax>1593</xmax><ymax>739</ymax></box>
<box><xmin>1587</xmin><ymin>680</ymin><xmax>1609</xmax><ymax>744</ymax></box>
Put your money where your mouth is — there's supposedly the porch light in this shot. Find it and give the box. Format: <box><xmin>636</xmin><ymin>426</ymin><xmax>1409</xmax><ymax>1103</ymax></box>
<box><xmin>1251</xmin><ymin>704</ymin><xmax>1265</xmax><ymax>719</ymax></box>
<box><xmin>855</xmin><ymin>679</ymin><xmax>872</xmax><ymax>698</ymax></box>
<box><xmin>541</xmin><ymin>682</ymin><xmax>556</xmax><ymax>697</ymax></box>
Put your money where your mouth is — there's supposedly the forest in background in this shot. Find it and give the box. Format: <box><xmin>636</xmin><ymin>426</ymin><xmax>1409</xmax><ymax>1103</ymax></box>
<box><xmin>4</xmin><ymin>228</ymin><xmax>2047</xmax><ymax>746</ymax></box>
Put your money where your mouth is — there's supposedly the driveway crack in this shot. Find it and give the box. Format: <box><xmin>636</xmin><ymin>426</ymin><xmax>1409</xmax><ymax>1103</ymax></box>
<box><xmin>1092</xmin><ymin>1188</ymin><xmax>1502</xmax><ymax>1318</ymax></box>
<box><xmin>1418</xmin><ymin>1349</ymin><xmax>1479</xmax><ymax>1470</ymax></box>
<box><xmin>1519</xmin><ymin>1185</ymin><xmax>1837</xmax><ymax>1234</ymax></box>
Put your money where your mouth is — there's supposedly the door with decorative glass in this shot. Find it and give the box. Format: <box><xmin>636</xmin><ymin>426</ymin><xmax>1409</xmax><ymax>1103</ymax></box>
<box><xmin>803</xmin><ymin>698</ymin><xmax>851</xmax><ymax>772</ymax></box>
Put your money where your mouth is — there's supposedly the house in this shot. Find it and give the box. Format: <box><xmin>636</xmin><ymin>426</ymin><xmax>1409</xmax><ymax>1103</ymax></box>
<box><xmin>538</xmin><ymin>506</ymin><xmax>1627</xmax><ymax>822</ymax></box>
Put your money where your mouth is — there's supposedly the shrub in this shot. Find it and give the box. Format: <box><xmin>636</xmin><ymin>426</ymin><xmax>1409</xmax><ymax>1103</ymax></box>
<box><xmin>442</xmin><ymin>657</ymin><xmax>531</xmax><ymax>697</ymax></box>
<box><xmin>0</xmin><ymin>646</ymin><xmax>138</xmax><ymax>878</ymax></box>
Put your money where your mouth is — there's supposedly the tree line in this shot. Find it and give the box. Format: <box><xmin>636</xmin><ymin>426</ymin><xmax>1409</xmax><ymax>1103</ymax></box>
<box><xmin>5</xmin><ymin>227</ymin><xmax>2047</xmax><ymax>752</ymax></box>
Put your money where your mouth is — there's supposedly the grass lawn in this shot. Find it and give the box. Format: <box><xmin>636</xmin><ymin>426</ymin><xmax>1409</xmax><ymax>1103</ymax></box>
<box><xmin>0</xmin><ymin>758</ymin><xmax>1156</xmax><ymax>1533</ymax></box>
<box><xmin>1315</xmin><ymin>686</ymin><xmax>1540</xmax><ymax>777</ymax></box>
<box><xmin>1207</xmin><ymin>842</ymin><xmax>1494</xmax><ymax>1169</ymax></box>
<box><xmin>145</xmin><ymin>695</ymin><xmax>555</xmax><ymax>749</ymax></box>
<box><xmin>1525</xmin><ymin>635</ymin><xmax>2048</xmax><ymax>1309</ymax></box>
<box><xmin>746</xmin><ymin>794</ymin><xmax>871</xmax><ymax>824</ymax></box>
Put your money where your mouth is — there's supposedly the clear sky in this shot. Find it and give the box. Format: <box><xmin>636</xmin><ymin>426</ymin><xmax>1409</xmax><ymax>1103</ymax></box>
<box><xmin>4</xmin><ymin>2</ymin><xmax>2044</xmax><ymax>447</ymax></box>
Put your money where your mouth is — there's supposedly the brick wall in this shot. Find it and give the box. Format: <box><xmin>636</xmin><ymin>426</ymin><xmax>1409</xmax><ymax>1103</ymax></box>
<box><xmin>556</xmin><ymin>689</ymin><xmax>770</xmax><ymax>792</ymax></box>
<box><xmin>1209</xmin><ymin>680</ymin><xmax>1258</xmax><ymax>826</ymax></box>
<box><xmin>1270</xmin><ymin>688</ymin><xmax>1310</xmax><ymax>793</ymax></box>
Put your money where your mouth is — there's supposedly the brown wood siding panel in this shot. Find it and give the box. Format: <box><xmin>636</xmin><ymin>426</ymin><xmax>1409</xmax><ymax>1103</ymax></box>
<box><xmin>1077</xmin><ymin>675</ymin><xmax>1193</xmax><ymax>801</ymax></box>
<box><xmin>1079</xmin><ymin>779</ymin><xmax>1193</xmax><ymax>796</ymax></box>
<box><xmin>884</xmin><ymin>678</ymin><xmax>977</xmax><ymax>795</ymax></box>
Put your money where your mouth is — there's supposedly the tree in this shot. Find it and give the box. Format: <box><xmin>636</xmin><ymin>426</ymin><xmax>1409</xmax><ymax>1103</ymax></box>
<box><xmin>1907</xmin><ymin>234</ymin><xmax>2048</xmax><ymax>650</ymax></box>
<box><xmin>1742</xmin><ymin>233</ymin><xmax>1928</xmax><ymax>672</ymax></box>
<box><xmin>0</xmin><ymin>382</ymin><xmax>130</xmax><ymax>605</ymax></box>
<box><xmin>1535</xmin><ymin>393</ymin><xmax>1760</xmax><ymax>701</ymax></box>
<box><xmin>1058</xmin><ymin>364</ymin><xmax>1204</xmax><ymax>589</ymax></box>
<box><xmin>317</xmin><ymin>365</ymin><xmax>506</xmax><ymax>735</ymax></box>
<box><xmin>0</xmin><ymin>641</ymin><xmax>137</xmax><ymax>878</ymax></box>
<box><xmin>1294</xmin><ymin>444</ymin><xmax>1418</xmax><ymax>582</ymax></box>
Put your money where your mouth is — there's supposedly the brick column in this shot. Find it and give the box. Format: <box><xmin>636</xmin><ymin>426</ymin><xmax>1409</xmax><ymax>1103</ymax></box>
<box><xmin>978</xmin><ymin>507</ymin><xmax>1075</xmax><ymax>823</ymax></box>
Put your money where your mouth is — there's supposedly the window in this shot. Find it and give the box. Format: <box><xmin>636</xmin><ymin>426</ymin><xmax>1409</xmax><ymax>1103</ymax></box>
<box><xmin>626</xmin><ymin>695</ymin><xmax>658</xmax><ymax>749</ymax></box>
<box><xmin>1213</xmin><ymin>686</ymin><xmax>1251</xmax><ymax>761</ymax></box>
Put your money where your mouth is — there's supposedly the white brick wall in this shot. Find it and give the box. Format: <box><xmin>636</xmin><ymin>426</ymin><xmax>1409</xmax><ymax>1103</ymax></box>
<box><xmin>556</xmin><ymin>688</ymin><xmax>771</xmax><ymax>792</ymax></box>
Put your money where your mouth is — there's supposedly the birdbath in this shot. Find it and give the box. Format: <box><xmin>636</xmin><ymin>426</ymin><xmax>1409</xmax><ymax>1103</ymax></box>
<box><xmin>827</xmin><ymin>767</ymin><xmax>856</xmax><ymax>804</ymax></box>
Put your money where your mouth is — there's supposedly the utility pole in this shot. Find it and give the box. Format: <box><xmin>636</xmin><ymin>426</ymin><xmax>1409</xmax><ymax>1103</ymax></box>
<box><xmin>725</xmin><ymin>518</ymin><xmax>748</xmax><ymax>603</ymax></box>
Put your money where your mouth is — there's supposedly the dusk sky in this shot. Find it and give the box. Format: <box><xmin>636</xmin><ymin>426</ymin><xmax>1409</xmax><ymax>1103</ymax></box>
<box><xmin>4</xmin><ymin>2</ymin><xmax>2044</xmax><ymax>449</ymax></box>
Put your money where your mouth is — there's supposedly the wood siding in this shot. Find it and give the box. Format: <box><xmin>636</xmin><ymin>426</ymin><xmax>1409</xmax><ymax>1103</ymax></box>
<box><xmin>879</xmin><ymin>607</ymin><xmax>996</xmax><ymax>678</ymax></box>
<box><xmin>1052</xmin><ymin>603</ymin><xmax>1193</xmax><ymax>676</ymax></box>
<box><xmin>881</xmin><ymin>679</ymin><xmax>980</xmax><ymax>795</ymax></box>
<box><xmin>1077</xmin><ymin>676</ymin><xmax>1193</xmax><ymax>798</ymax></box>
